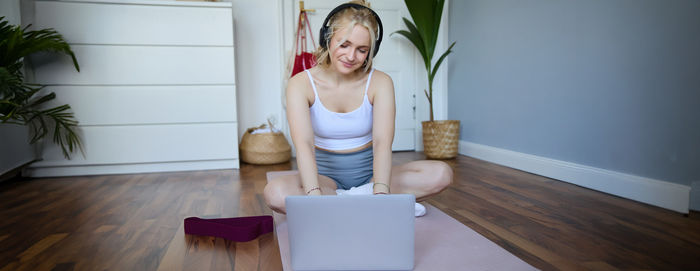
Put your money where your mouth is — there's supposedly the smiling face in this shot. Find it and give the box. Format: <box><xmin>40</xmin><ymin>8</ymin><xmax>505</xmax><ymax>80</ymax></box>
<box><xmin>328</xmin><ymin>23</ymin><xmax>372</xmax><ymax>74</ymax></box>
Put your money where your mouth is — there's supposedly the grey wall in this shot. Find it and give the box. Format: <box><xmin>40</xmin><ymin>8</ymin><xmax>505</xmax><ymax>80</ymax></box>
<box><xmin>448</xmin><ymin>0</ymin><xmax>699</xmax><ymax>189</ymax></box>
<box><xmin>0</xmin><ymin>0</ymin><xmax>21</xmax><ymax>24</ymax></box>
<box><xmin>0</xmin><ymin>125</ymin><xmax>34</xmax><ymax>176</ymax></box>
<box><xmin>1</xmin><ymin>0</ymin><xmax>35</xmax><ymax>177</ymax></box>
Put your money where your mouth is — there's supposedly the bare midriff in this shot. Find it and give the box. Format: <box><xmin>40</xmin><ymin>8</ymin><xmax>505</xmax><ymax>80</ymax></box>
<box><xmin>314</xmin><ymin>141</ymin><xmax>373</xmax><ymax>154</ymax></box>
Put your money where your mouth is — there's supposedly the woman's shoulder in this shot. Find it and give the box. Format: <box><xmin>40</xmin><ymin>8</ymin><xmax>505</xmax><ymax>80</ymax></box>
<box><xmin>288</xmin><ymin>69</ymin><xmax>311</xmax><ymax>87</ymax></box>
<box><xmin>370</xmin><ymin>69</ymin><xmax>394</xmax><ymax>88</ymax></box>
<box><xmin>287</xmin><ymin>69</ymin><xmax>315</xmax><ymax>94</ymax></box>
<box><xmin>286</xmin><ymin>69</ymin><xmax>315</xmax><ymax>102</ymax></box>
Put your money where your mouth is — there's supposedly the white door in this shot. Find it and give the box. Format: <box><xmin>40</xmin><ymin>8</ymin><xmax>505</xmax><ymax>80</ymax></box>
<box><xmin>295</xmin><ymin>0</ymin><xmax>416</xmax><ymax>150</ymax></box>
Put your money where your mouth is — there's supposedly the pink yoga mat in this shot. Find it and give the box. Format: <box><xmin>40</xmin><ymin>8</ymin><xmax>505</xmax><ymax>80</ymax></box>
<box><xmin>267</xmin><ymin>171</ymin><xmax>538</xmax><ymax>271</ymax></box>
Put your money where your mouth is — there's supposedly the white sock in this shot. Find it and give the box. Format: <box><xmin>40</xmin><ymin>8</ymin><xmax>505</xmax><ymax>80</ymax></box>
<box><xmin>335</xmin><ymin>182</ymin><xmax>374</xmax><ymax>195</ymax></box>
<box><xmin>414</xmin><ymin>202</ymin><xmax>426</xmax><ymax>217</ymax></box>
<box><xmin>336</xmin><ymin>183</ymin><xmax>427</xmax><ymax>217</ymax></box>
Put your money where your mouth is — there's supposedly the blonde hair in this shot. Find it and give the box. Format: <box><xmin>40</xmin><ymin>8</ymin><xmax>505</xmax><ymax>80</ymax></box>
<box><xmin>313</xmin><ymin>0</ymin><xmax>379</xmax><ymax>73</ymax></box>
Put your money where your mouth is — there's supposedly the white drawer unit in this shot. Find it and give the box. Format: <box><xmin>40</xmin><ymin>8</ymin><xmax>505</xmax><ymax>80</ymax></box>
<box><xmin>27</xmin><ymin>0</ymin><xmax>239</xmax><ymax>177</ymax></box>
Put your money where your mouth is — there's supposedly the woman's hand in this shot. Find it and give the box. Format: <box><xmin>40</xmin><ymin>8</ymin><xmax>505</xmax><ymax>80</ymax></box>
<box><xmin>306</xmin><ymin>187</ymin><xmax>322</xmax><ymax>196</ymax></box>
<box><xmin>373</xmin><ymin>182</ymin><xmax>390</xmax><ymax>195</ymax></box>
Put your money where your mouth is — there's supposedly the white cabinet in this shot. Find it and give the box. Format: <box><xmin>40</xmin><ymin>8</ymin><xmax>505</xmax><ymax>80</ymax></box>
<box><xmin>26</xmin><ymin>0</ymin><xmax>239</xmax><ymax>177</ymax></box>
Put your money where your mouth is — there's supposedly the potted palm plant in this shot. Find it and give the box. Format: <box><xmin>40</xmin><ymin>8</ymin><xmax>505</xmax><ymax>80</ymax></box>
<box><xmin>393</xmin><ymin>0</ymin><xmax>458</xmax><ymax>159</ymax></box>
<box><xmin>0</xmin><ymin>17</ymin><xmax>83</xmax><ymax>159</ymax></box>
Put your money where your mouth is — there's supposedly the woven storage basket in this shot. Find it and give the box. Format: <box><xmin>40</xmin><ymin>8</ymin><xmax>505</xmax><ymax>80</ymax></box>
<box><xmin>422</xmin><ymin>120</ymin><xmax>460</xmax><ymax>159</ymax></box>
<box><xmin>239</xmin><ymin>126</ymin><xmax>291</xmax><ymax>165</ymax></box>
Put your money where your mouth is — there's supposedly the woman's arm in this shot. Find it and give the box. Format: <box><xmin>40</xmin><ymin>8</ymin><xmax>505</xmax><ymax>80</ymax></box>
<box><xmin>286</xmin><ymin>74</ymin><xmax>322</xmax><ymax>195</ymax></box>
<box><xmin>371</xmin><ymin>72</ymin><xmax>396</xmax><ymax>194</ymax></box>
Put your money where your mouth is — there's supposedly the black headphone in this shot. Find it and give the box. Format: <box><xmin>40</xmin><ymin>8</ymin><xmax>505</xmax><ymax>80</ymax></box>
<box><xmin>319</xmin><ymin>3</ymin><xmax>384</xmax><ymax>57</ymax></box>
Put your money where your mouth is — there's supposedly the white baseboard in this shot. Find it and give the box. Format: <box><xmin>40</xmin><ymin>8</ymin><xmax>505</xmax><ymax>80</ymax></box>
<box><xmin>458</xmin><ymin>140</ymin><xmax>690</xmax><ymax>213</ymax></box>
<box><xmin>24</xmin><ymin>159</ymin><xmax>240</xmax><ymax>177</ymax></box>
<box><xmin>690</xmin><ymin>181</ymin><xmax>700</xmax><ymax>211</ymax></box>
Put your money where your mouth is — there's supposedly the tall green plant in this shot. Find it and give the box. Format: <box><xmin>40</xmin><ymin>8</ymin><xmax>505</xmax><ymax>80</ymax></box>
<box><xmin>393</xmin><ymin>0</ymin><xmax>456</xmax><ymax>121</ymax></box>
<box><xmin>0</xmin><ymin>17</ymin><xmax>83</xmax><ymax>158</ymax></box>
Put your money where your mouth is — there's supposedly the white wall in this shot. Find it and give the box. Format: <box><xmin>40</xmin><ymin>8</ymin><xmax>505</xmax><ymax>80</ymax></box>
<box><xmin>0</xmin><ymin>0</ymin><xmax>35</xmax><ymax>177</ymax></box>
<box><xmin>230</xmin><ymin>0</ymin><xmax>287</xmax><ymax>139</ymax></box>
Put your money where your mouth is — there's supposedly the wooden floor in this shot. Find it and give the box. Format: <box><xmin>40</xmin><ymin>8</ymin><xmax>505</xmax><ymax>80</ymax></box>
<box><xmin>1</xmin><ymin>152</ymin><xmax>699</xmax><ymax>271</ymax></box>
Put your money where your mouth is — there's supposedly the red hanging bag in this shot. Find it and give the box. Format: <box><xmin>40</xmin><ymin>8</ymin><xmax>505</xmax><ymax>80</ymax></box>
<box><xmin>290</xmin><ymin>11</ymin><xmax>317</xmax><ymax>77</ymax></box>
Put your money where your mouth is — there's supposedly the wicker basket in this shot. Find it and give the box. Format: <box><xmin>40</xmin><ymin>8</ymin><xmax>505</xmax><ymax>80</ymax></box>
<box><xmin>239</xmin><ymin>125</ymin><xmax>291</xmax><ymax>165</ymax></box>
<box><xmin>422</xmin><ymin>120</ymin><xmax>460</xmax><ymax>159</ymax></box>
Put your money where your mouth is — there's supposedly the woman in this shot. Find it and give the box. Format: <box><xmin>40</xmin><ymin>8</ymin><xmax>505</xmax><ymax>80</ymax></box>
<box><xmin>264</xmin><ymin>0</ymin><xmax>452</xmax><ymax>214</ymax></box>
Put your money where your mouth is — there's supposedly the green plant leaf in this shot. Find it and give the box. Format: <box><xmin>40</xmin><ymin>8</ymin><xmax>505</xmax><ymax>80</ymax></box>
<box><xmin>391</xmin><ymin>18</ymin><xmax>430</xmax><ymax>70</ymax></box>
<box><xmin>26</xmin><ymin>90</ymin><xmax>55</xmax><ymax>108</ymax></box>
<box><xmin>0</xmin><ymin>17</ymin><xmax>80</xmax><ymax>73</ymax></box>
<box><xmin>28</xmin><ymin>111</ymin><xmax>47</xmax><ymax>144</ymax></box>
<box><xmin>404</xmin><ymin>0</ymin><xmax>434</xmax><ymax>57</ymax></box>
<box><xmin>431</xmin><ymin>0</ymin><xmax>445</xmax><ymax>52</ymax></box>
<box><xmin>401</xmin><ymin>18</ymin><xmax>430</xmax><ymax>71</ymax></box>
<box><xmin>392</xmin><ymin>29</ymin><xmax>423</xmax><ymax>55</ymax></box>
<box><xmin>429</xmin><ymin>41</ymin><xmax>456</xmax><ymax>83</ymax></box>
<box><xmin>403</xmin><ymin>0</ymin><xmax>445</xmax><ymax>60</ymax></box>
<box><xmin>19</xmin><ymin>28</ymin><xmax>80</xmax><ymax>72</ymax></box>
<box><xmin>397</xmin><ymin>1</ymin><xmax>454</xmax><ymax>121</ymax></box>
<box><xmin>1</xmin><ymin>16</ymin><xmax>84</xmax><ymax>159</ymax></box>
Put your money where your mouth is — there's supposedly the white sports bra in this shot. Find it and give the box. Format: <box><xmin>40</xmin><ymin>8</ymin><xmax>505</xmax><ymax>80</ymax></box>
<box><xmin>306</xmin><ymin>69</ymin><xmax>374</xmax><ymax>151</ymax></box>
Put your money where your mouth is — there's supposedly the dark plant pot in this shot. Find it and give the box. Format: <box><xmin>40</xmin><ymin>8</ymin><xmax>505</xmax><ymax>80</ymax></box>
<box><xmin>422</xmin><ymin>120</ymin><xmax>460</xmax><ymax>159</ymax></box>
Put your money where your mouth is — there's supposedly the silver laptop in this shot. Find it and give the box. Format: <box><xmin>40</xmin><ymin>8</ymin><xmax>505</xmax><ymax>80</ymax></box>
<box><xmin>286</xmin><ymin>194</ymin><xmax>415</xmax><ymax>271</ymax></box>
